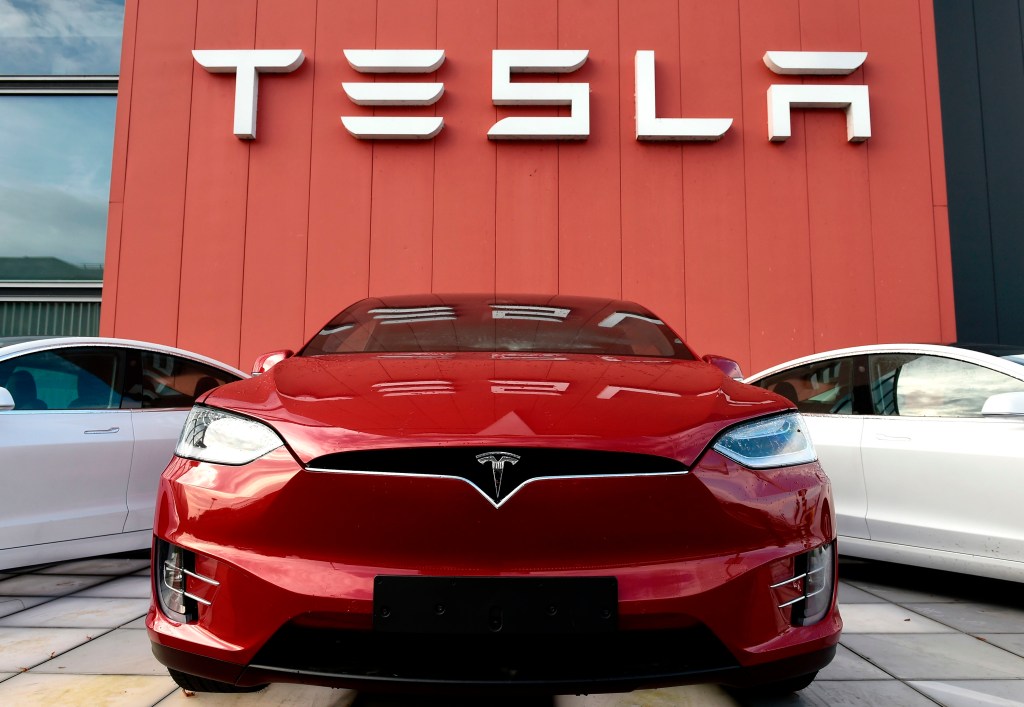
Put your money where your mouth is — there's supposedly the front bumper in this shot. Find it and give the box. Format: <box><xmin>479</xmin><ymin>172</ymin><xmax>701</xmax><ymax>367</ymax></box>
<box><xmin>148</xmin><ymin>449</ymin><xmax>841</xmax><ymax>693</ymax></box>
<box><xmin>152</xmin><ymin>626</ymin><xmax>836</xmax><ymax>694</ymax></box>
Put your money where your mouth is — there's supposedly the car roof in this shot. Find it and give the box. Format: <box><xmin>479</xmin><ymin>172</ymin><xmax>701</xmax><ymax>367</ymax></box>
<box><xmin>744</xmin><ymin>342</ymin><xmax>1024</xmax><ymax>384</ymax></box>
<box><xmin>0</xmin><ymin>336</ymin><xmax>247</xmax><ymax>378</ymax></box>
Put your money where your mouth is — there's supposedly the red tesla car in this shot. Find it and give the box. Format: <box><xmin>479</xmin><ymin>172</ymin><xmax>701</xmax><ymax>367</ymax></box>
<box><xmin>148</xmin><ymin>294</ymin><xmax>840</xmax><ymax>695</ymax></box>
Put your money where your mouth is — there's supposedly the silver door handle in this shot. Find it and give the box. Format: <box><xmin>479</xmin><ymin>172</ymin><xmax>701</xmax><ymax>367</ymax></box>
<box><xmin>84</xmin><ymin>427</ymin><xmax>120</xmax><ymax>434</ymax></box>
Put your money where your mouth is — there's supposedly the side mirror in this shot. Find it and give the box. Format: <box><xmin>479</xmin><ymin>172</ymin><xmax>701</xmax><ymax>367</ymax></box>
<box><xmin>702</xmin><ymin>354</ymin><xmax>744</xmax><ymax>381</ymax></box>
<box><xmin>982</xmin><ymin>391</ymin><xmax>1024</xmax><ymax>417</ymax></box>
<box><xmin>0</xmin><ymin>386</ymin><xmax>13</xmax><ymax>411</ymax></box>
<box><xmin>251</xmin><ymin>349</ymin><xmax>294</xmax><ymax>376</ymax></box>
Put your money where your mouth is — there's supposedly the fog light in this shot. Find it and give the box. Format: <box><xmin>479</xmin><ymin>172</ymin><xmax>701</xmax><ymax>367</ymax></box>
<box><xmin>155</xmin><ymin>539</ymin><xmax>206</xmax><ymax>623</ymax></box>
<box><xmin>794</xmin><ymin>542</ymin><xmax>835</xmax><ymax>626</ymax></box>
<box><xmin>160</xmin><ymin>544</ymin><xmax>187</xmax><ymax>616</ymax></box>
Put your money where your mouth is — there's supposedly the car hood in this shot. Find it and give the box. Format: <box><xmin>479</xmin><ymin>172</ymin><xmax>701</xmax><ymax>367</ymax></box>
<box><xmin>203</xmin><ymin>353</ymin><xmax>788</xmax><ymax>466</ymax></box>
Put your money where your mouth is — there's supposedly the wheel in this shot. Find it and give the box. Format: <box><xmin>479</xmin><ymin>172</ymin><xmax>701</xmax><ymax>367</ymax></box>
<box><xmin>167</xmin><ymin>668</ymin><xmax>268</xmax><ymax>693</ymax></box>
<box><xmin>732</xmin><ymin>671</ymin><xmax>818</xmax><ymax>697</ymax></box>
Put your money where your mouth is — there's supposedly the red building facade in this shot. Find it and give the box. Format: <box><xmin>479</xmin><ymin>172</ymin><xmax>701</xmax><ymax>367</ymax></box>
<box><xmin>101</xmin><ymin>0</ymin><xmax>953</xmax><ymax>374</ymax></box>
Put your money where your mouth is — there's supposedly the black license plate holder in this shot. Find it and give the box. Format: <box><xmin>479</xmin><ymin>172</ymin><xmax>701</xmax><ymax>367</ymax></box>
<box><xmin>373</xmin><ymin>576</ymin><xmax>617</xmax><ymax>634</ymax></box>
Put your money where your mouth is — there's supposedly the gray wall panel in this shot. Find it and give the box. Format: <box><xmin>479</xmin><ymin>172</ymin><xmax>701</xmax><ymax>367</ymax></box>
<box><xmin>934</xmin><ymin>0</ymin><xmax>998</xmax><ymax>342</ymax></box>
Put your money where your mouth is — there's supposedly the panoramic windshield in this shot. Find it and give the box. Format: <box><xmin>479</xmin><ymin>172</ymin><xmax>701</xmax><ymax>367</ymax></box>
<box><xmin>301</xmin><ymin>296</ymin><xmax>695</xmax><ymax>360</ymax></box>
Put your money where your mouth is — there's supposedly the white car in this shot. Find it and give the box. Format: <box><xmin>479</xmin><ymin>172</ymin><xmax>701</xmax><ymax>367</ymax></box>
<box><xmin>746</xmin><ymin>343</ymin><xmax>1024</xmax><ymax>583</ymax></box>
<box><xmin>0</xmin><ymin>337</ymin><xmax>245</xmax><ymax>570</ymax></box>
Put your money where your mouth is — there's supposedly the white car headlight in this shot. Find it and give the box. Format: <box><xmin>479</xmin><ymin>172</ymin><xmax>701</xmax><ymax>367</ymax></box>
<box><xmin>175</xmin><ymin>406</ymin><xmax>284</xmax><ymax>465</ymax></box>
<box><xmin>712</xmin><ymin>413</ymin><xmax>817</xmax><ymax>469</ymax></box>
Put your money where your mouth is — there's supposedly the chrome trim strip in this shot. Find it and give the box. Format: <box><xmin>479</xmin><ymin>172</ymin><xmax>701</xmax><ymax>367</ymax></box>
<box><xmin>304</xmin><ymin>466</ymin><xmax>689</xmax><ymax>509</ymax></box>
<box><xmin>182</xmin><ymin>568</ymin><xmax>220</xmax><ymax>586</ymax></box>
<box><xmin>778</xmin><ymin>595</ymin><xmax>806</xmax><ymax>609</ymax></box>
<box><xmin>183</xmin><ymin>590</ymin><xmax>212</xmax><ymax>606</ymax></box>
<box><xmin>163</xmin><ymin>563</ymin><xmax>217</xmax><ymax>604</ymax></box>
<box><xmin>770</xmin><ymin>572</ymin><xmax>806</xmax><ymax>589</ymax></box>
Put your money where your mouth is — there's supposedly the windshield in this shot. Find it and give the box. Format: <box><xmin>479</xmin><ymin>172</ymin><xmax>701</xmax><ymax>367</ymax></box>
<box><xmin>301</xmin><ymin>295</ymin><xmax>695</xmax><ymax>360</ymax></box>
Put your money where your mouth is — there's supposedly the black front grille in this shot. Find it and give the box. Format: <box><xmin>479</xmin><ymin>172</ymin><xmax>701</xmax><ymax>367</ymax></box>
<box><xmin>250</xmin><ymin>623</ymin><xmax>737</xmax><ymax>684</ymax></box>
<box><xmin>306</xmin><ymin>447</ymin><xmax>687</xmax><ymax>505</ymax></box>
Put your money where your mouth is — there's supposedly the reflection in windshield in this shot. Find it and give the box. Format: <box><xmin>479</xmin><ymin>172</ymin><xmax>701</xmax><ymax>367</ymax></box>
<box><xmin>304</xmin><ymin>296</ymin><xmax>695</xmax><ymax>360</ymax></box>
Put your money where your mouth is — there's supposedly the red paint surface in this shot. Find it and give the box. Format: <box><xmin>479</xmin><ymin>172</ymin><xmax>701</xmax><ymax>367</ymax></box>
<box><xmin>105</xmin><ymin>0</ymin><xmax>954</xmax><ymax>374</ymax></box>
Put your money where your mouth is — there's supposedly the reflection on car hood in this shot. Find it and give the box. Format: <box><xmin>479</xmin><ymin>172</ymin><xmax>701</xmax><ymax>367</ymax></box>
<box><xmin>204</xmin><ymin>353</ymin><xmax>787</xmax><ymax>466</ymax></box>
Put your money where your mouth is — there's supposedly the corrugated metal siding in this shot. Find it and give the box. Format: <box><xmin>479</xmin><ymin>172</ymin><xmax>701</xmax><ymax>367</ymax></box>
<box><xmin>103</xmin><ymin>0</ymin><xmax>955</xmax><ymax>373</ymax></box>
<box><xmin>935</xmin><ymin>0</ymin><xmax>1024</xmax><ymax>345</ymax></box>
<box><xmin>0</xmin><ymin>301</ymin><xmax>101</xmax><ymax>337</ymax></box>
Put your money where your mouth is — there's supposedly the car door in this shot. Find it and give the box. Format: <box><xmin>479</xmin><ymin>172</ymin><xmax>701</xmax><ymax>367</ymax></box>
<box><xmin>861</xmin><ymin>352</ymin><xmax>1024</xmax><ymax>562</ymax></box>
<box><xmin>122</xmin><ymin>350</ymin><xmax>242</xmax><ymax>532</ymax></box>
<box><xmin>0</xmin><ymin>346</ymin><xmax>133</xmax><ymax>548</ymax></box>
<box><xmin>753</xmin><ymin>355</ymin><xmax>869</xmax><ymax>539</ymax></box>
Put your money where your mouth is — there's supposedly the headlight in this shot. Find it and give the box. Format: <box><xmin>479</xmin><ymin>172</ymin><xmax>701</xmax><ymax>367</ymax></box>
<box><xmin>175</xmin><ymin>406</ymin><xmax>284</xmax><ymax>465</ymax></box>
<box><xmin>712</xmin><ymin>412</ymin><xmax>817</xmax><ymax>468</ymax></box>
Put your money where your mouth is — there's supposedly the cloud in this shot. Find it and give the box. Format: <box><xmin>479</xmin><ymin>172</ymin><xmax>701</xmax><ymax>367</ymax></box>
<box><xmin>0</xmin><ymin>0</ymin><xmax>125</xmax><ymax>74</ymax></box>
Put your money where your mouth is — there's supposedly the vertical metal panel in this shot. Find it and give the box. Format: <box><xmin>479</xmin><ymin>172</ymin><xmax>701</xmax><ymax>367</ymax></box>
<box><xmin>618</xmin><ymin>0</ymin><xmax>686</xmax><ymax>339</ymax></box>
<box><xmin>974</xmin><ymin>0</ymin><xmax>1024</xmax><ymax>344</ymax></box>
<box><xmin>799</xmin><ymin>0</ymin><xmax>877</xmax><ymax>352</ymax></box>
<box><xmin>861</xmin><ymin>0</ymin><xmax>943</xmax><ymax>343</ymax></box>
<box><xmin>177</xmin><ymin>0</ymin><xmax>256</xmax><ymax>368</ymax></box>
<box><xmin>934</xmin><ymin>0</ymin><xmax>998</xmax><ymax>342</ymax></box>
<box><xmin>678</xmin><ymin>0</ymin><xmax>749</xmax><ymax>363</ymax></box>
<box><xmin>739</xmin><ymin>0</ymin><xmax>815</xmax><ymax>369</ymax></box>
<box><xmin>432</xmin><ymin>0</ymin><xmax>499</xmax><ymax>294</ymax></box>
<box><xmin>237</xmin><ymin>0</ymin><xmax>317</xmax><ymax>369</ymax></box>
<box><xmin>493</xmin><ymin>0</ymin><xmax>560</xmax><ymax>295</ymax></box>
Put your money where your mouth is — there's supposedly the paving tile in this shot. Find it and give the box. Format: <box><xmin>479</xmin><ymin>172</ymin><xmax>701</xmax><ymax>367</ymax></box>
<box><xmin>818</xmin><ymin>645</ymin><xmax>891</xmax><ymax>680</ymax></box>
<box><xmin>0</xmin><ymin>597</ymin><xmax>149</xmax><ymax>629</ymax></box>
<box><xmin>842</xmin><ymin>634</ymin><xmax>1024</xmax><ymax>680</ymax></box>
<box><xmin>977</xmin><ymin>634</ymin><xmax>1024</xmax><ymax>658</ymax></box>
<box><xmin>0</xmin><ymin>574</ymin><xmax>109</xmax><ymax>597</ymax></box>
<box><xmin>37</xmin><ymin>558</ymin><xmax>152</xmax><ymax>576</ymax></box>
<box><xmin>842</xmin><ymin>580</ymin><xmax>961</xmax><ymax>605</ymax></box>
<box><xmin>837</xmin><ymin>582</ymin><xmax>886</xmax><ymax>604</ymax></box>
<box><xmin>75</xmin><ymin>576</ymin><xmax>151</xmax><ymax>599</ymax></box>
<box><xmin>33</xmin><ymin>629</ymin><xmax>165</xmax><ymax>675</ymax></box>
<box><xmin>0</xmin><ymin>627</ymin><xmax>98</xmax><ymax>672</ymax></box>
<box><xmin>792</xmin><ymin>680</ymin><xmax>939</xmax><ymax>706</ymax></box>
<box><xmin>556</xmin><ymin>685</ymin><xmax>738</xmax><ymax>706</ymax></box>
<box><xmin>838</xmin><ymin>604</ymin><xmax>955</xmax><ymax>634</ymax></box>
<box><xmin>156</xmin><ymin>683</ymin><xmax>357</xmax><ymax>705</ymax></box>
<box><xmin>909</xmin><ymin>680</ymin><xmax>1024</xmax><ymax>706</ymax></box>
<box><xmin>0</xmin><ymin>672</ymin><xmax>177</xmax><ymax>706</ymax></box>
<box><xmin>0</xmin><ymin>596</ymin><xmax>52</xmax><ymax>619</ymax></box>
<box><xmin>122</xmin><ymin>616</ymin><xmax>148</xmax><ymax>629</ymax></box>
<box><xmin>906</xmin><ymin>602</ymin><xmax>1024</xmax><ymax>634</ymax></box>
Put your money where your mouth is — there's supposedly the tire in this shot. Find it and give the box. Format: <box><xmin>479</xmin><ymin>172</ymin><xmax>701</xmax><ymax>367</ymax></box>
<box><xmin>168</xmin><ymin>668</ymin><xmax>268</xmax><ymax>693</ymax></box>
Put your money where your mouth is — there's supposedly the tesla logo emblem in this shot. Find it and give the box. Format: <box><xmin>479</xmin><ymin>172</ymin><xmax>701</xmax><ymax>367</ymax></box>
<box><xmin>193</xmin><ymin>49</ymin><xmax>869</xmax><ymax>142</ymax></box>
<box><xmin>476</xmin><ymin>452</ymin><xmax>520</xmax><ymax>499</ymax></box>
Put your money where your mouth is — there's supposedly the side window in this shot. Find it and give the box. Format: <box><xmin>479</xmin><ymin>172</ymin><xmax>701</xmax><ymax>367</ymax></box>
<box><xmin>0</xmin><ymin>347</ymin><xmax>123</xmax><ymax>410</ymax></box>
<box><xmin>755</xmin><ymin>357</ymin><xmax>856</xmax><ymax>415</ymax></box>
<box><xmin>867</xmin><ymin>353</ymin><xmax>1024</xmax><ymax>417</ymax></box>
<box><xmin>125</xmin><ymin>351</ymin><xmax>240</xmax><ymax>409</ymax></box>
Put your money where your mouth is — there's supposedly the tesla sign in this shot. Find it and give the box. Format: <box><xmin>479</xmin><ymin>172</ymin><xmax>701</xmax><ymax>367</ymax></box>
<box><xmin>192</xmin><ymin>48</ymin><xmax>870</xmax><ymax>143</ymax></box>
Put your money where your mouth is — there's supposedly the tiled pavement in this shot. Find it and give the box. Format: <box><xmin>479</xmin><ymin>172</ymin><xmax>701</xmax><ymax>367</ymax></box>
<box><xmin>0</xmin><ymin>556</ymin><xmax>1022</xmax><ymax>706</ymax></box>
